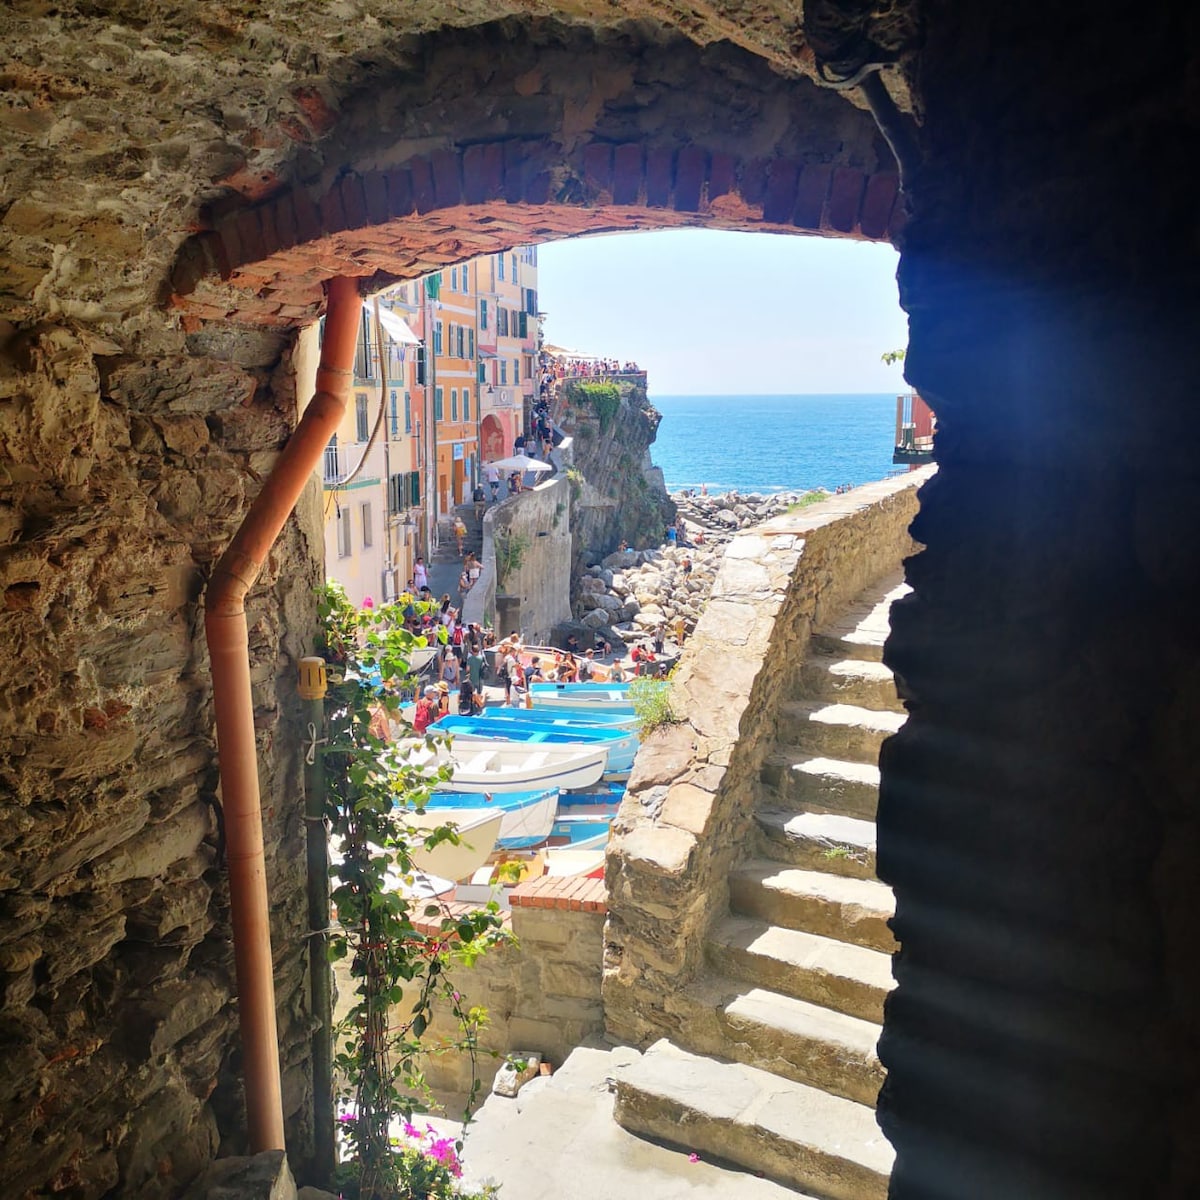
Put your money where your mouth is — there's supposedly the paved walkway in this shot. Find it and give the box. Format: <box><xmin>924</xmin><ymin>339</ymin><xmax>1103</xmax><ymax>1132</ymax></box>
<box><xmin>459</xmin><ymin>1044</ymin><xmax>814</xmax><ymax>1200</ymax></box>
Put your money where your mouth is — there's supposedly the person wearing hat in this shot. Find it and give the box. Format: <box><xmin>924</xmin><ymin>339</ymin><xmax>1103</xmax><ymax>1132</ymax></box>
<box><xmin>413</xmin><ymin>686</ymin><xmax>439</xmax><ymax>734</ymax></box>
<box><xmin>434</xmin><ymin>679</ymin><xmax>451</xmax><ymax>719</ymax></box>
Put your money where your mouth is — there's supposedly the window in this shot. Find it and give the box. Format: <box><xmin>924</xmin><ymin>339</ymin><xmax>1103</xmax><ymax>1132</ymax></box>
<box><xmin>462</xmin><ymin>386</ymin><xmax>470</xmax><ymax>421</ymax></box>
<box><xmin>477</xmin><ymin>360</ymin><xmax>486</xmax><ymax>383</ymax></box>
<box><xmin>389</xmin><ymin>390</ymin><xmax>399</xmax><ymax>438</ymax></box>
<box><xmin>498</xmin><ymin>307</ymin><xmax>509</xmax><ymax>337</ymax></box>
<box><xmin>404</xmin><ymin>390</ymin><xmax>412</xmax><ymax>433</ymax></box>
<box><xmin>337</xmin><ymin>507</ymin><xmax>352</xmax><ymax>558</ymax></box>
<box><xmin>497</xmin><ymin>253</ymin><xmax>505</xmax><ymax>281</ymax></box>
<box><xmin>468</xmin><ymin>328</ymin><xmax>475</xmax><ymax>357</ymax></box>
<box><xmin>451</xmin><ymin>387</ymin><xmax>458</xmax><ymax>421</ymax></box>
<box><xmin>479</xmin><ymin>299</ymin><xmax>488</xmax><ymax>330</ymax></box>
<box><xmin>434</xmin><ymin>320</ymin><xmax>443</xmax><ymax>355</ymax></box>
<box><xmin>451</xmin><ymin>266</ymin><xmax>458</xmax><ymax>291</ymax></box>
<box><xmin>456</xmin><ymin>325</ymin><xmax>465</xmax><ymax>358</ymax></box>
<box><xmin>355</xmin><ymin>310</ymin><xmax>376</xmax><ymax>380</ymax></box>
<box><xmin>434</xmin><ymin>386</ymin><xmax>444</xmax><ymax>420</ymax></box>
<box><xmin>460</xmin><ymin>263</ymin><xmax>469</xmax><ymax>290</ymax></box>
<box><xmin>388</xmin><ymin>473</ymin><xmax>404</xmax><ymax>514</ymax></box>
<box><xmin>513</xmin><ymin>357</ymin><xmax>519</xmax><ymax>385</ymax></box>
<box><xmin>500</xmin><ymin>360</ymin><xmax>508</xmax><ymax>386</ymax></box>
<box><xmin>518</xmin><ymin>311</ymin><xmax>528</xmax><ymax>338</ymax></box>
<box><xmin>511</xmin><ymin>253</ymin><xmax>518</xmax><ymax>280</ymax></box>
<box><xmin>409</xmin><ymin>470</ymin><xmax>421</xmax><ymax>506</ymax></box>
<box><xmin>355</xmin><ymin>394</ymin><xmax>369</xmax><ymax>442</ymax></box>
<box><xmin>361</xmin><ymin>502</ymin><xmax>372</xmax><ymax>548</ymax></box>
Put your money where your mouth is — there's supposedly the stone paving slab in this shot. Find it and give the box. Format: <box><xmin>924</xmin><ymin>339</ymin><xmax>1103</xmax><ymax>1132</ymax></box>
<box><xmin>460</xmin><ymin>1044</ymin><xmax>813</xmax><ymax>1199</ymax></box>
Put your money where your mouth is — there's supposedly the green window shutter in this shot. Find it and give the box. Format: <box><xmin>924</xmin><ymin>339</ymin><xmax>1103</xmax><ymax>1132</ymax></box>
<box><xmin>518</xmin><ymin>311</ymin><xmax>528</xmax><ymax>338</ymax></box>
<box><xmin>480</xmin><ymin>299</ymin><xmax>488</xmax><ymax>330</ymax></box>
<box><xmin>409</xmin><ymin>470</ymin><xmax>421</xmax><ymax>506</ymax></box>
<box><xmin>434</xmin><ymin>386</ymin><xmax>443</xmax><ymax>419</ymax></box>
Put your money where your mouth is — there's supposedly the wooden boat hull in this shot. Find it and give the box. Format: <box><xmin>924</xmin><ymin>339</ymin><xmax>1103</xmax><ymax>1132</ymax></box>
<box><xmin>404</xmin><ymin>807</ymin><xmax>504</xmax><ymax>880</ymax></box>
<box><xmin>426</xmin><ymin>788</ymin><xmax>560</xmax><ymax>846</ymax></box>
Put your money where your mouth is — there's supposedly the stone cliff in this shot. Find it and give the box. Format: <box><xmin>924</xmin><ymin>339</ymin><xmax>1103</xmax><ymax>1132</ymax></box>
<box><xmin>560</xmin><ymin>376</ymin><xmax>675</xmax><ymax>581</ymax></box>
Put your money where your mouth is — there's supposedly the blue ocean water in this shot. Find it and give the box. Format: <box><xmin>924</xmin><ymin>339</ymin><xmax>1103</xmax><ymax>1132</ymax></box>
<box><xmin>648</xmin><ymin>393</ymin><xmax>898</xmax><ymax>495</ymax></box>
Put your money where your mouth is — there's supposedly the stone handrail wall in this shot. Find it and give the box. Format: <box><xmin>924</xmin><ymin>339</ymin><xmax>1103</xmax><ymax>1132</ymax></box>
<box><xmin>602</xmin><ymin>469</ymin><xmax>933</xmax><ymax>1046</ymax></box>
<box><xmin>487</xmin><ymin>477</ymin><xmax>572</xmax><ymax>644</ymax></box>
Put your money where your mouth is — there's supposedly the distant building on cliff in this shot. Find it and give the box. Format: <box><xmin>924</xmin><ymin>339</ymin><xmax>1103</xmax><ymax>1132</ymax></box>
<box><xmin>321</xmin><ymin>249</ymin><xmax>540</xmax><ymax>606</ymax></box>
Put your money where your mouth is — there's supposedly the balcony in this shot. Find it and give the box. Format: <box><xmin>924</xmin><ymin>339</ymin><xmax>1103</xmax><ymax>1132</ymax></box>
<box><xmin>324</xmin><ymin>439</ymin><xmax>387</xmax><ymax>486</ymax></box>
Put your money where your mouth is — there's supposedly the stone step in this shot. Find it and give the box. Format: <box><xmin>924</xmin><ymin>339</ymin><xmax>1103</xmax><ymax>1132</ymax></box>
<box><xmin>760</xmin><ymin>755</ymin><xmax>880</xmax><ymax>821</ymax></box>
<box><xmin>775</xmin><ymin>702</ymin><xmax>905</xmax><ymax>765</ymax></box>
<box><xmin>707</xmin><ymin>914</ymin><xmax>895</xmax><ymax>1023</ymax></box>
<box><xmin>729</xmin><ymin>862</ymin><xmax>896</xmax><ymax>953</ymax></box>
<box><xmin>808</xmin><ymin>630</ymin><xmax>886</xmax><ymax>663</ymax></box>
<box><xmin>754</xmin><ymin>809</ymin><xmax>877</xmax><ymax>879</ymax></box>
<box><xmin>677</xmin><ymin>975</ymin><xmax>884</xmax><ymax>1106</ymax></box>
<box><xmin>719</xmin><ymin>982</ymin><xmax>884</xmax><ymax>1106</ymax></box>
<box><xmin>614</xmin><ymin>1039</ymin><xmax>893</xmax><ymax>1200</ymax></box>
<box><xmin>798</xmin><ymin>656</ymin><xmax>905</xmax><ymax>713</ymax></box>
<box><xmin>807</xmin><ymin>576</ymin><xmax>908</xmax><ymax>666</ymax></box>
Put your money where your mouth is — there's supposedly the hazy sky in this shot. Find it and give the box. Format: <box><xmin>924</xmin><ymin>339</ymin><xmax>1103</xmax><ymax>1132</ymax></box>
<box><xmin>537</xmin><ymin>229</ymin><xmax>909</xmax><ymax>395</ymax></box>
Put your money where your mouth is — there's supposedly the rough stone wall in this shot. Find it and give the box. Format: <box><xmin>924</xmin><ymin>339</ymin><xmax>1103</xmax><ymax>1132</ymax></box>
<box><xmin>490</xmin><ymin>477</ymin><xmax>572</xmax><ymax>643</ymax></box>
<box><xmin>877</xmin><ymin>4</ymin><xmax>1200</xmax><ymax>1196</ymax></box>
<box><xmin>604</xmin><ymin>472</ymin><xmax>927</xmax><ymax>1046</ymax></box>
<box><xmin>395</xmin><ymin>896</ymin><xmax>606</xmax><ymax>1111</ymax></box>
<box><xmin>565</xmin><ymin>377</ymin><xmax>675</xmax><ymax>571</ymax></box>
<box><xmin>0</xmin><ymin>317</ymin><xmax>321</xmax><ymax>1197</ymax></box>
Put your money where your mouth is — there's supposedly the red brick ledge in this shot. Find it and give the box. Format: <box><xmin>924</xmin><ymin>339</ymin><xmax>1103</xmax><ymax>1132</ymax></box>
<box><xmin>410</xmin><ymin>899</ymin><xmax>513</xmax><ymax>937</ymax></box>
<box><xmin>509</xmin><ymin>874</ymin><xmax>608</xmax><ymax>913</ymax></box>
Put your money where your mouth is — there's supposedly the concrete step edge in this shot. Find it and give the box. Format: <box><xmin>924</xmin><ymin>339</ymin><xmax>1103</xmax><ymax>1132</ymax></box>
<box><xmin>614</xmin><ymin>1038</ymin><xmax>893</xmax><ymax>1200</ymax></box>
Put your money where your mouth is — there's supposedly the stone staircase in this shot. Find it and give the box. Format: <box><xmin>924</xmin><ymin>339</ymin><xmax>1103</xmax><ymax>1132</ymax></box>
<box><xmin>426</xmin><ymin>501</ymin><xmax>483</xmax><ymax>600</ymax></box>
<box><xmin>614</xmin><ymin>572</ymin><xmax>909</xmax><ymax>1199</ymax></box>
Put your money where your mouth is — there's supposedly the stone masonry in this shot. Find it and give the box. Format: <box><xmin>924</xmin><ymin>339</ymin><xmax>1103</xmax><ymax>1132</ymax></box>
<box><xmin>604</xmin><ymin>471</ymin><xmax>928</xmax><ymax>1045</ymax></box>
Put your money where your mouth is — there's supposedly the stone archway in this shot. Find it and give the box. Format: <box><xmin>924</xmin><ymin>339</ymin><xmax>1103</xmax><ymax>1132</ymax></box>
<box><xmin>167</xmin><ymin>21</ymin><xmax>899</xmax><ymax>325</ymax></box>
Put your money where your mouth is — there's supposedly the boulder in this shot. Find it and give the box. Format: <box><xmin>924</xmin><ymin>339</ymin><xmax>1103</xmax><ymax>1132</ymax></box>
<box><xmin>551</xmin><ymin>619</ymin><xmax>595</xmax><ymax>650</ymax></box>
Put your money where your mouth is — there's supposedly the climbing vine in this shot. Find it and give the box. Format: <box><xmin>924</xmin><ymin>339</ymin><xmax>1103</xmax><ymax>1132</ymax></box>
<box><xmin>317</xmin><ymin>583</ymin><xmax>510</xmax><ymax>1200</ymax></box>
<box><xmin>493</xmin><ymin>530</ymin><xmax>530</xmax><ymax>587</ymax></box>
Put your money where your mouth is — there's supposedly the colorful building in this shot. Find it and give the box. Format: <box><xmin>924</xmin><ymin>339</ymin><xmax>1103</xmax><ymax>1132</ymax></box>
<box><xmin>477</xmin><ymin>247</ymin><xmax>539</xmax><ymax>462</ymax></box>
<box><xmin>322</xmin><ymin>247</ymin><xmax>540</xmax><ymax>601</ymax></box>
<box><xmin>320</xmin><ymin>300</ymin><xmax>422</xmax><ymax>606</ymax></box>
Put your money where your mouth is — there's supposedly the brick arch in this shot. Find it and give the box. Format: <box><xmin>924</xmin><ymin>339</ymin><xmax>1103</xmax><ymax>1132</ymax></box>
<box><xmin>169</xmin><ymin>21</ymin><xmax>901</xmax><ymax>328</ymax></box>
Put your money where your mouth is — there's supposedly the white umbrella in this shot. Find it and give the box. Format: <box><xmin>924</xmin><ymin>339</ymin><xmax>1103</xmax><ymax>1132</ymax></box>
<box><xmin>487</xmin><ymin>454</ymin><xmax>553</xmax><ymax>472</ymax></box>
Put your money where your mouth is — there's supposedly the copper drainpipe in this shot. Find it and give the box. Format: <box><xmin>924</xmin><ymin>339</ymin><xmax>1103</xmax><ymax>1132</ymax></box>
<box><xmin>205</xmin><ymin>275</ymin><xmax>361</xmax><ymax>1152</ymax></box>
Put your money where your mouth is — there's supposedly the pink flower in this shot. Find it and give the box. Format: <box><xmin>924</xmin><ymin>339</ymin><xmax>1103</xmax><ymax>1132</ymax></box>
<box><xmin>688</xmin><ymin>1152</ymin><xmax>700</xmax><ymax>1164</ymax></box>
<box><xmin>362</xmin><ymin>596</ymin><xmax>374</xmax><ymax>609</ymax></box>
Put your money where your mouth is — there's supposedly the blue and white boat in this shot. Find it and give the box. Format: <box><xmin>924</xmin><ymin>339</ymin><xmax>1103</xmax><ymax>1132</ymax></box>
<box><xmin>399</xmin><ymin>738</ymin><xmax>609</xmax><ymax>792</ymax></box>
<box><xmin>459</xmin><ymin>706</ymin><xmax>640</xmax><ymax>731</ymax></box>
<box><xmin>530</xmin><ymin>682</ymin><xmax>631</xmax><ymax>706</ymax></box>
<box><xmin>437</xmin><ymin>715</ymin><xmax>639</xmax><ymax>774</ymax></box>
<box><xmin>424</xmin><ymin>788</ymin><xmax>560</xmax><ymax>848</ymax></box>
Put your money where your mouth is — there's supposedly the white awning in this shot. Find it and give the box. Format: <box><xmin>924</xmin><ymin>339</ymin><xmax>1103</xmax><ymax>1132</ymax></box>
<box><xmin>370</xmin><ymin>303</ymin><xmax>421</xmax><ymax>345</ymax></box>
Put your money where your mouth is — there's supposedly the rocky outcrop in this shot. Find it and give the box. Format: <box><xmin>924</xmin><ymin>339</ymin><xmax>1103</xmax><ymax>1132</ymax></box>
<box><xmin>561</xmin><ymin>377</ymin><xmax>675</xmax><ymax>570</ymax></box>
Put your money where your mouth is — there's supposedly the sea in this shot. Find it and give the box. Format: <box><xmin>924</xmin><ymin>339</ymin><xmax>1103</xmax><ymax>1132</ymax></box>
<box><xmin>648</xmin><ymin>393</ymin><xmax>899</xmax><ymax>496</ymax></box>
